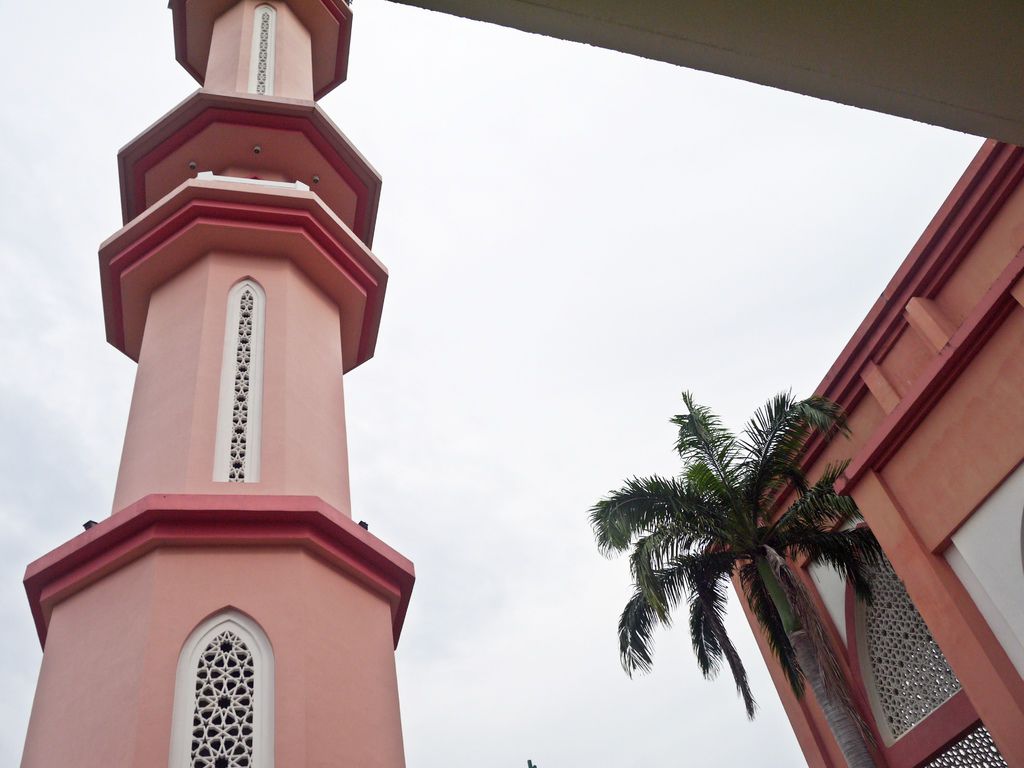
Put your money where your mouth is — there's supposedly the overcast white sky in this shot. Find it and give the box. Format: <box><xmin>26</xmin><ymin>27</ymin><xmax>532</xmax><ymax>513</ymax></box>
<box><xmin>0</xmin><ymin>1</ymin><xmax>984</xmax><ymax>766</ymax></box>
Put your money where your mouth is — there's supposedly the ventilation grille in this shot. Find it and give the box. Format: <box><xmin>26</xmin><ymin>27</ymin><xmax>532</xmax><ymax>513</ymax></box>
<box><xmin>924</xmin><ymin>725</ymin><xmax>1008</xmax><ymax>768</ymax></box>
<box><xmin>864</xmin><ymin>559</ymin><xmax>961</xmax><ymax>738</ymax></box>
<box><xmin>228</xmin><ymin>288</ymin><xmax>254</xmax><ymax>482</ymax></box>
<box><xmin>191</xmin><ymin>630</ymin><xmax>256</xmax><ymax>767</ymax></box>
<box><xmin>254</xmin><ymin>8</ymin><xmax>272</xmax><ymax>95</ymax></box>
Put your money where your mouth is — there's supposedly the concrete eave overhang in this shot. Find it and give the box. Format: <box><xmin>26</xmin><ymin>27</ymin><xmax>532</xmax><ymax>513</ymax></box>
<box><xmin>386</xmin><ymin>0</ymin><xmax>1024</xmax><ymax>146</ymax></box>
<box><xmin>118</xmin><ymin>89</ymin><xmax>382</xmax><ymax>247</ymax></box>
<box><xmin>99</xmin><ymin>176</ymin><xmax>387</xmax><ymax>372</ymax></box>
<box><xmin>24</xmin><ymin>494</ymin><xmax>415</xmax><ymax>649</ymax></box>
<box><xmin>170</xmin><ymin>0</ymin><xmax>353</xmax><ymax>100</ymax></box>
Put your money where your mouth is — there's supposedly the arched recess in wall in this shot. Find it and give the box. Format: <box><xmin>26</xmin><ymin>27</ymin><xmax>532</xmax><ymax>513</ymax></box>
<box><xmin>214</xmin><ymin>279</ymin><xmax>266</xmax><ymax>483</ymax></box>
<box><xmin>853</xmin><ymin>558</ymin><xmax>1007</xmax><ymax>766</ymax></box>
<box><xmin>856</xmin><ymin>557</ymin><xmax>962</xmax><ymax>743</ymax></box>
<box><xmin>169</xmin><ymin>609</ymin><xmax>275</xmax><ymax>768</ymax></box>
<box><xmin>248</xmin><ymin>4</ymin><xmax>277</xmax><ymax>96</ymax></box>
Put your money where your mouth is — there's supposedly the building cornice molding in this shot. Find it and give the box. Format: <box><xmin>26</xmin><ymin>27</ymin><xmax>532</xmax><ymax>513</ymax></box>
<box><xmin>23</xmin><ymin>494</ymin><xmax>415</xmax><ymax>650</ymax></box>
<box><xmin>99</xmin><ymin>179</ymin><xmax>387</xmax><ymax>371</ymax></box>
<box><xmin>836</xmin><ymin>248</ymin><xmax>1024</xmax><ymax>498</ymax></box>
<box><xmin>800</xmin><ymin>141</ymin><xmax>1024</xmax><ymax>476</ymax></box>
<box><xmin>117</xmin><ymin>89</ymin><xmax>381</xmax><ymax>246</ymax></box>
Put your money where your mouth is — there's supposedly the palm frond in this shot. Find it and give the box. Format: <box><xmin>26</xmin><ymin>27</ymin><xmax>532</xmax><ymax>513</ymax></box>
<box><xmin>739</xmin><ymin>561</ymin><xmax>803</xmax><ymax>693</ymax></box>
<box><xmin>794</xmin><ymin>397</ymin><xmax>850</xmax><ymax>438</ymax></box>
<box><xmin>738</xmin><ymin>390</ymin><xmax>798</xmax><ymax>466</ymax></box>
<box><xmin>618</xmin><ymin>587</ymin><xmax>660</xmax><ymax>676</ymax></box>
<box><xmin>618</xmin><ymin>555</ymin><xmax>699</xmax><ymax>674</ymax></box>
<box><xmin>738</xmin><ymin>393</ymin><xmax>848</xmax><ymax>518</ymax></box>
<box><xmin>619</xmin><ymin>546</ymin><xmax>750</xmax><ymax>713</ymax></box>
<box><xmin>739</xmin><ymin>391</ymin><xmax>805</xmax><ymax>514</ymax></box>
<box><xmin>629</xmin><ymin>527</ymin><xmax>688</xmax><ymax>619</ymax></box>
<box><xmin>671</xmin><ymin>391</ymin><xmax>739</xmax><ymax>494</ymax></box>
<box><xmin>782</xmin><ymin>526</ymin><xmax>885</xmax><ymax>602</ymax></box>
<box><xmin>770</xmin><ymin>461</ymin><xmax>858</xmax><ymax>536</ymax></box>
<box><xmin>689</xmin><ymin>588</ymin><xmax>724</xmax><ymax>677</ymax></box>
<box><xmin>681</xmin><ymin>462</ymin><xmax>742</xmax><ymax>524</ymax></box>
<box><xmin>682</xmin><ymin>558</ymin><xmax>756</xmax><ymax>718</ymax></box>
<box><xmin>589</xmin><ymin>475</ymin><xmax>686</xmax><ymax>555</ymax></box>
<box><xmin>591</xmin><ymin>472</ymin><xmax>732</xmax><ymax>558</ymax></box>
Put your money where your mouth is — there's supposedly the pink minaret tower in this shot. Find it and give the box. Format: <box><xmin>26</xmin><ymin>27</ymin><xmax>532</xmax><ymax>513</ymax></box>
<box><xmin>20</xmin><ymin>3</ymin><xmax>414</xmax><ymax>766</ymax></box>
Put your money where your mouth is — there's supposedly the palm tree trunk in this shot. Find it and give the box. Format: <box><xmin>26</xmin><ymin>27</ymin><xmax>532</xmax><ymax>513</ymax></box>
<box><xmin>754</xmin><ymin>557</ymin><xmax>876</xmax><ymax>768</ymax></box>
<box><xmin>789</xmin><ymin>629</ymin><xmax>876</xmax><ymax>768</ymax></box>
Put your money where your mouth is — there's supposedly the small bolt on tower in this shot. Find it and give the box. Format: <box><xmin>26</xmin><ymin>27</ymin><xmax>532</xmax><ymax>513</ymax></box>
<box><xmin>21</xmin><ymin>2</ymin><xmax>414</xmax><ymax>766</ymax></box>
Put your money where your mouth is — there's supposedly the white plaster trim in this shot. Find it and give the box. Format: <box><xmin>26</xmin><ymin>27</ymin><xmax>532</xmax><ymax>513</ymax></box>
<box><xmin>168</xmin><ymin>610</ymin><xmax>275</xmax><ymax>768</ymax></box>
<box><xmin>248</xmin><ymin>5</ymin><xmax>277</xmax><ymax>96</ymax></box>
<box><xmin>213</xmin><ymin>279</ymin><xmax>266</xmax><ymax>483</ymax></box>
<box><xmin>196</xmin><ymin>172</ymin><xmax>310</xmax><ymax>192</ymax></box>
<box><xmin>855</xmin><ymin>598</ymin><xmax>898</xmax><ymax>746</ymax></box>
<box><xmin>807</xmin><ymin>520</ymin><xmax>854</xmax><ymax>645</ymax></box>
<box><xmin>808</xmin><ymin>559</ymin><xmax>848</xmax><ymax>645</ymax></box>
<box><xmin>946</xmin><ymin>461</ymin><xmax>1024</xmax><ymax>679</ymax></box>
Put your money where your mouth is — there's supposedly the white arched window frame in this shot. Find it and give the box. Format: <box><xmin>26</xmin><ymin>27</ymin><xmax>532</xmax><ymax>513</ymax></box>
<box><xmin>169</xmin><ymin>609</ymin><xmax>275</xmax><ymax>768</ymax></box>
<box><xmin>214</xmin><ymin>279</ymin><xmax>265</xmax><ymax>483</ymax></box>
<box><xmin>248</xmin><ymin>4</ymin><xmax>277</xmax><ymax>96</ymax></box>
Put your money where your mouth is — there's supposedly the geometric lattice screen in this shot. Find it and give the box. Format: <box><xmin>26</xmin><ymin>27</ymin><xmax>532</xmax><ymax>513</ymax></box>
<box><xmin>228</xmin><ymin>288</ymin><xmax>255</xmax><ymax>483</ymax></box>
<box><xmin>251</xmin><ymin>7</ymin><xmax>272</xmax><ymax>95</ymax></box>
<box><xmin>190</xmin><ymin>630</ymin><xmax>256</xmax><ymax>768</ymax></box>
<box><xmin>923</xmin><ymin>724</ymin><xmax>1008</xmax><ymax>768</ymax></box>
<box><xmin>863</xmin><ymin>558</ymin><xmax>962</xmax><ymax>739</ymax></box>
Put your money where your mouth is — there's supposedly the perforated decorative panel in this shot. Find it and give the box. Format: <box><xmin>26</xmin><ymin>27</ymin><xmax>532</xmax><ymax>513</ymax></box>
<box><xmin>228</xmin><ymin>288</ymin><xmax>254</xmax><ymax>482</ymax></box>
<box><xmin>864</xmin><ymin>559</ymin><xmax>961</xmax><ymax>738</ymax></box>
<box><xmin>254</xmin><ymin>7</ymin><xmax>273</xmax><ymax>95</ymax></box>
<box><xmin>191</xmin><ymin>630</ymin><xmax>256</xmax><ymax>768</ymax></box>
<box><xmin>924</xmin><ymin>725</ymin><xmax>1008</xmax><ymax>768</ymax></box>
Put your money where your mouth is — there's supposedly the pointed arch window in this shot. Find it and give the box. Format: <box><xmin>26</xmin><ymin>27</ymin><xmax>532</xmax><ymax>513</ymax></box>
<box><xmin>248</xmin><ymin>5</ymin><xmax>277</xmax><ymax>96</ymax></box>
<box><xmin>170</xmin><ymin>611</ymin><xmax>275</xmax><ymax>768</ymax></box>
<box><xmin>214</xmin><ymin>280</ymin><xmax>265</xmax><ymax>483</ymax></box>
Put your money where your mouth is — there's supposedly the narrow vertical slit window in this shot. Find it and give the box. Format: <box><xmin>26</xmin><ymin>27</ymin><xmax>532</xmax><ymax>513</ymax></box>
<box><xmin>170</xmin><ymin>611</ymin><xmax>275</xmax><ymax>768</ymax></box>
<box><xmin>229</xmin><ymin>288</ymin><xmax>255</xmax><ymax>481</ymax></box>
<box><xmin>248</xmin><ymin>5</ymin><xmax>276</xmax><ymax>96</ymax></box>
<box><xmin>214</xmin><ymin>280</ymin><xmax>265</xmax><ymax>483</ymax></box>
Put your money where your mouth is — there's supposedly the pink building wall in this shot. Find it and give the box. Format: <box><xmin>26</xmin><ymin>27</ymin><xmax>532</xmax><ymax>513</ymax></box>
<box><xmin>747</xmin><ymin>140</ymin><xmax>1024</xmax><ymax>767</ymax></box>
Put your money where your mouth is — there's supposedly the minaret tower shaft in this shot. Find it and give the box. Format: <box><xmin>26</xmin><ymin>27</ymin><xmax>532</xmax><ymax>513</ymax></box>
<box><xmin>21</xmin><ymin>3</ymin><xmax>413</xmax><ymax>766</ymax></box>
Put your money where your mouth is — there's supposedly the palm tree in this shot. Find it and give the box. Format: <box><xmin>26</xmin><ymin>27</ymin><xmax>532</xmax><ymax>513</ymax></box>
<box><xmin>590</xmin><ymin>392</ymin><xmax>884</xmax><ymax>768</ymax></box>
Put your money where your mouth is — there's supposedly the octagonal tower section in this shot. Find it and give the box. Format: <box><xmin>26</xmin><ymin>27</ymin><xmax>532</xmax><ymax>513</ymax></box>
<box><xmin>103</xmin><ymin>96</ymin><xmax>385</xmax><ymax>516</ymax></box>
<box><xmin>169</xmin><ymin>0</ymin><xmax>353</xmax><ymax>100</ymax></box>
